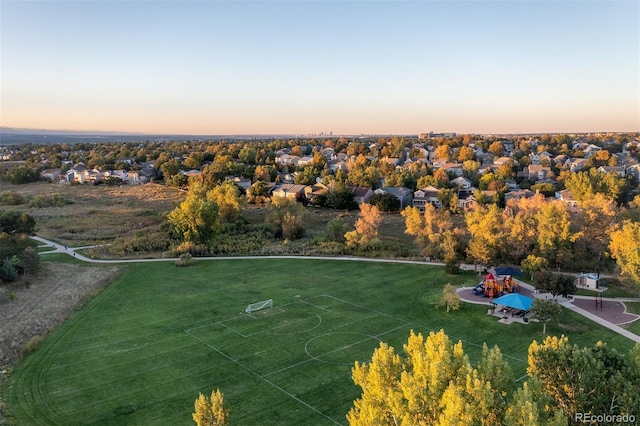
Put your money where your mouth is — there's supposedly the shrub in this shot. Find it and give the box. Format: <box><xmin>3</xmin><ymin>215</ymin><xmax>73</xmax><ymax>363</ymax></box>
<box><xmin>175</xmin><ymin>253</ymin><xmax>197</xmax><ymax>267</ymax></box>
<box><xmin>0</xmin><ymin>258</ymin><xmax>18</xmax><ymax>283</ymax></box>
<box><xmin>27</xmin><ymin>193</ymin><xmax>73</xmax><ymax>208</ymax></box>
<box><xmin>21</xmin><ymin>334</ymin><xmax>46</xmax><ymax>356</ymax></box>
<box><xmin>0</xmin><ymin>191</ymin><xmax>27</xmax><ymax>205</ymax></box>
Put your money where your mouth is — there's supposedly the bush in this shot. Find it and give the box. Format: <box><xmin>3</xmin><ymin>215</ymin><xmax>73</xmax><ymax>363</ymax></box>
<box><xmin>173</xmin><ymin>242</ymin><xmax>210</xmax><ymax>257</ymax></box>
<box><xmin>0</xmin><ymin>191</ymin><xmax>27</xmax><ymax>205</ymax></box>
<box><xmin>0</xmin><ymin>258</ymin><xmax>18</xmax><ymax>282</ymax></box>
<box><xmin>27</xmin><ymin>193</ymin><xmax>73</xmax><ymax>208</ymax></box>
<box><xmin>175</xmin><ymin>253</ymin><xmax>197</xmax><ymax>267</ymax></box>
<box><xmin>21</xmin><ymin>334</ymin><xmax>46</xmax><ymax>357</ymax></box>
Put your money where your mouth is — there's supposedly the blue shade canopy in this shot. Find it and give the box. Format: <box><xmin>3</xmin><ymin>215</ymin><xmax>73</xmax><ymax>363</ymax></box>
<box><xmin>494</xmin><ymin>267</ymin><xmax>524</xmax><ymax>277</ymax></box>
<box><xmin>492</xmin><ymin>293</ymin><xmax>533</xmax><ymax>311</ymax></box>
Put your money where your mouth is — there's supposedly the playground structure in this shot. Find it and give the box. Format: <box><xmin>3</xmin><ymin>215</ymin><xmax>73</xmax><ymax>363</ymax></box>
<box><xmin>473</xmin><ymin>272</ymin><xmax>520</xmax><ymax>298</ymax></box>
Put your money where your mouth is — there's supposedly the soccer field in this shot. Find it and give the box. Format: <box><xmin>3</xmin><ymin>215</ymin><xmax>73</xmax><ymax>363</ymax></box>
<box><xmin>186</xmin><ymin>294</ymin><xmax>414</xmax><ymax>424</ymax></box>
<box><xmin>6</xmin><ymin>259</ymin><xmax>635</xmax><ymax>425</ymax></box>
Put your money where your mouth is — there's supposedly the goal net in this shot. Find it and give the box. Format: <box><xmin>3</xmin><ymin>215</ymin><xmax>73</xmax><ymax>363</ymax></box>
<box><xmin>245</xmin><ymin>299</ymin><xmax>273</xmax><ymax>314</ymax></box>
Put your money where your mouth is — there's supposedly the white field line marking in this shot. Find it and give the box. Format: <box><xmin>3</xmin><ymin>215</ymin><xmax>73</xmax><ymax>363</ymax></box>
<box><xmin>266</xmin><ymin>322</ymin><xmax>411</xmax><ymax>377</ymax></box>
<box><xmin>317</xmin><ymin>294</ymin><xmax>530</xmax><ymax>366</ymax></box>
<box><xmin>184</xmin><ymin>329</ymin><xmax>342</xmax><ymax>425</ymax></box>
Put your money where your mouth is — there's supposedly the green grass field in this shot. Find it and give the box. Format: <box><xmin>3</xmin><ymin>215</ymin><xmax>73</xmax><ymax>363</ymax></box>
<box><xmin>6</xmin><ymin>259</ymin><xmax>637</xmax><ymax>425</ymax></box>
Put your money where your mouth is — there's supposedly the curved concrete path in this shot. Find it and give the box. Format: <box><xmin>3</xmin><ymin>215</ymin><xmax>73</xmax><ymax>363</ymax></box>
<box><xmin>457</xmin><ymin>278</ymin><xmax>640</xmax><ymax>343</ymax></box>
<box><xmin>32</xmin><ymin>235</ymin><xmax>640</xmax><ymax>343</ymax></box>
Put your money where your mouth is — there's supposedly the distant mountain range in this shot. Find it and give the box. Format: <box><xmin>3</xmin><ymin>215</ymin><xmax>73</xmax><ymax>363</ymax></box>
<box><xmin>0</xmin><ymin>127</ymin><xmax>146</xmax><ymax>136</ymax></box>
<box><xmin>0</xmin><ymin>127</ymin><xmax>306</xmax><ymax>145</ymax></box>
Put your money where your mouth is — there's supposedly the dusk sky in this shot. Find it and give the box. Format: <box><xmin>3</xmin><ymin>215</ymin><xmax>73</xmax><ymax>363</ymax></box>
<box><xmin>1</xmin><ymin>1</ymin><xmax>638</xmax><ymax>135</ymax></box>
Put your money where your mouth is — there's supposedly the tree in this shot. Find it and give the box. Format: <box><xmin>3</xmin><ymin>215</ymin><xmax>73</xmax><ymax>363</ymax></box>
<box><xmin>609</xmin><ymin>220</ymin><xmax>640</xmax><ymax>286</ymax></box>
<box><xmin>184</xmin><ymin>152</ymin><xmax>204</xmax><ymax>169</ymax></box>
<box><xmin>206</xmin><ymin>181</ymin><xmax>242</xmax><ymax>223</ymax></box>
<box><xmin>527</xmin><ymin>336</ymin><xmax>640</xmax><ymax>420</ymax></box>
<box><xmin>368</xmin><ymin>192</ymin><xmax>400</xmax><ymax>212</ymax></box>
<box><xmin>434</xmin><ymin>145</ymin><xmax>451</xmax><ymax>162</ymax></box>
<box><xmin>325</xmin><ymin>181</ymin><xmax>357</xmax><ymax>210</ymax></box>
<box><xmin>532</xmin><ymin>270</ymin><xmax>575</xmax><ymax>300</ymax></box>
<box><xmin>438</xmin><ymin>283</ymin><xmax>461</xmax><ymax>312</ymax></box>
<box><xmin>534</xmin><ymin>202</ymin><xmax>572</xmax><ymax>268</ymax></box>
<box><xmin>20</xmin><ymin>246</ymin><xmax>40</xmax><ymax>278</ymax></box>
<box><xmin>160</xmin><ymin>158</ymin><xmax>181</xmax><ymax>180</ymax></box>
<box><xmin>192</xmin><ymin>389</ymin><xmax>230</xmax><ymax>426</ymax></box>
<box><xmin>167</xmin><ymin>193</ymin><xmax>220</xmax><ymax>245</ymax></box>
<box><xmin>521</xmin><ymin>255</ymin><xmax>548</xmax><ymax>281</ymax></box>
<box><xmin>0</xmin><ymin>210</ymin><xmax>36</xmax><ymax>235</ymax></box>
<box><xmin>0</xmin><ymin>258</ymin><xmax>17</xmax><ymax>283</ymax></box>
<box><xmin>488</xmin><ymin>141</ymin><xmax>505</xmax><ymax>156</ymax></box>
<box><xmin>402</xmin><ymin>204</ymin><xmax>452</xmax><ymax>260</ymax></box>
<box><xmin>465</xmin><ymin>204</ymin><xmax>506</xmax><ymax>266</ymax></box>
<box><xmin>325</xmin><ymin>218</ymin><xmax>348</xmax><ymax>243</ymax></box>
<box><xmin>345</xmin><ymin>203</ymin><xmax>382</xmax><ymax>249</ymax></box>
<box><xmin>265</xmin><ymin>197</ymin><xmax>306</xmax><ymax>239</ymax></box>
<box><xmin>247</xmin><ymin>181</ymin><xmax>269</xmax><ymax>204</ymax></box>
<box><xmin>8</xmin><ymin>165</ymin><xmax>39</xmax><ymax>184</ymax></box>
<box><xmin>348</xmin><ymin>330</ymin><xmax>511</xmax><ymax>426</ymax></box>
<box><xmin>529</xmin><ymin>299</ymin><xmax>561</xmax><ymax>334</ymax></box>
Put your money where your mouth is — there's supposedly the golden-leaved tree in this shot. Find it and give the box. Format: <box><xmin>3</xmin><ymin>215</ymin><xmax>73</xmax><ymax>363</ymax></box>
<box><xmin>192</xmin><ymin>389</ymin><xmax>230</xmax><ymax>426</ymax></box>
<box><xmin>349</xmin><ymin>331</ymin><xmax>640</xmax><ymax>425</ymax></box>
<box><xmin>348</xmin><ymin>330</ymin><xmax>511</xmax><ymax>426</ymax></box>
<box><xmin>345</xmin><ymin>203</ymin><xmax>382</xmax><ymax>249</ymax></box>
<box><xmin>609</xmin><ymin>220</ymin><xmax>640</xmax><ymax>286</ymax></box>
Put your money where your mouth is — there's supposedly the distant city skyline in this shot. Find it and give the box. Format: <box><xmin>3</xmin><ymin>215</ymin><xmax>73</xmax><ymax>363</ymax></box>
<box><xmin>1</xmin><ymin>1</ymin><xmax>638</xmax><ymax>135</ymax></box>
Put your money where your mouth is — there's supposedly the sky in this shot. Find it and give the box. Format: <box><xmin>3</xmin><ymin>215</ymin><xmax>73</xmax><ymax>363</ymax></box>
<box><xmin>1</xmin><ymin>0</ymin><xmax>638</xmax><ymax>135</ymax></box>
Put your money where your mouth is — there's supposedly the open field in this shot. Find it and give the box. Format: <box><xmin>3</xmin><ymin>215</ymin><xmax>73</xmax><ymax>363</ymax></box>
<box><xmin>0</xmin><ymin>181</ymin><xmax>184</xmax><ymax>248</ymax></box>
<box><xmin>0</xmin><ymin>181</ymin><xmax>420</xmax><ymax>259</ymax></box>
<box><xmin>5</xmin><ymin>259</ymin><xmax>636</xmax><ymax>425</ymax></box>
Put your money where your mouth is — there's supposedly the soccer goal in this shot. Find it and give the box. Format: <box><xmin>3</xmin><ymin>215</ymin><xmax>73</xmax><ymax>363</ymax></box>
<box><xmin>245</xmin><ymin>299</ymin><xmax>273</xmax><ymax>314</ymax></box>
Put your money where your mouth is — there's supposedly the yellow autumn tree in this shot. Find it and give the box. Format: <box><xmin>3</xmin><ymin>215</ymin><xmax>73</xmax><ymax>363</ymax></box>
<box><xmin>438</xmin><ymin>283</ymin><xmax>461</xmax><ymax>313</ymax></box>
<box><xmin>345</xmin><ymin>203</ymin><xmax>382</xmax><ymax>249</ymax></box>
<box><xmin>349</xmin><ymin>330</ymin><xmax>495</xmax><ymax>425</ymax></box>
<box><xmin>192</xmin><ymin>389</ymin><xmax>230</xmax><ymax>426</ymax></box>
<box><xmin>609</xmin><ymin>220</ymin><xmax>640</xmax><ymax>285</ymax></box>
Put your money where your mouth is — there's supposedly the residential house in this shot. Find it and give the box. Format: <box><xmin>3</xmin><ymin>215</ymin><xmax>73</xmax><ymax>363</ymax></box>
<box><xmin>351</xmin><ymin>186</ymin><xmax>374</xmax><ymax>204</ymax></box>
<box><xmin>504</xmin><ymin>189</ymin><xmax>535</xmax><ymax>204</ymax></box>
<box><xmin>493</xmin><ymin>156</ymin><xmax>512</xmax><ymax>166</ymax></box>
<box><xmin>297</xmin><ymin>156</ymin><xmax>314</xmax><ymax>166</ymax></box>
<box><xmin>553</xmin><ymin>154</ymin><xmax>569</xmax><ymax>166</ymax></box>
<box><xmin>40</xmin><ymin>168</ymin><xmax>62</xmax><ymax>181</ymax></box>
<box><xmin>450</xmin><ymin>176</ymin><xmax>473</xmax><ymax>189</ymax></box>
<box><xmin>457</xmin><ymin>189</ymin><xmax>478</xmax><ymax>210</ymax></box>
<box><xmin>583</xmin><ymin>144</ymin><xmax>602</xmax><ymax>158</ymax></box>
<box><xmin>569</xmin><ymin>158</ymin><xmax>587</xmax><ymax>172</ymax></box>
<box><xmin>381</xmin><ymin>157</ymin><xmax>400</xmax><ymax>167</ymax></box>
<box><xmin>556</xmin><ymin>189</ymin><xmax>579</xmax><ymax>210</ymax></box>
<box><xmin>305</xmin><ymin>183</ymin><xmax>329</xmax><ymax>204</ymax></box>
<box><xmin>375</xmin><ymin>186</ymin><xmax>413</xmax><ymax>209</ymax></box>
<box><xmin>523</xmin><ymin>164</ymin><xmax>551</xmax><ymax>181</ymax></box>
<box><xmin>412</xmin><ymin>185</ymin><xmax>442</xmax><ymax>211</ymax></box>
<box><xmin>625</xmin><ymin>163</ymin><xmax>640</xmax><ymax>182</ymax></box>
<box><xmin>438</xmin><ymin>163</ymin><xmax>464</xmax><ymax>177</ymax></box>
<box><xmin>275</xmin><ymin>154</ymin><xmax>301</xmax><ymax>166</ymax></box>
<box><xmin>328</xmin><ymin>160</ymin><xmax>347</xmax><ymax>173</ymax></box>
<box><xmin>227</xmin><ymin>176</ymin><xmax>252</xmax><ymax>191</ymax></box>
<box><xmin>272</xmin><ymin>184</ymin><xmax>307</xmax><ymax>201</ymax></box>
<box><xmin>597</xmin><ymin>165</ymin><xmax>625</xmax><ymax>178</ymax></box>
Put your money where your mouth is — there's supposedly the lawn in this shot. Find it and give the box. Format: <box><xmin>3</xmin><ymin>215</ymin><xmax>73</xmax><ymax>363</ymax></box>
<box><xmin>6</xmin><ymin>259</ymin><xmax>636</xmax><ymax>425</ymax></box>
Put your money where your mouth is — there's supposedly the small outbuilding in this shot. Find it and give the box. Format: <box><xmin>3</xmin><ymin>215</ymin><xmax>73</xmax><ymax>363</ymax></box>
<box><xmin>577</xmin><ymin>273</ymin><xmax>601</xmax><ymax>290</ymax></box>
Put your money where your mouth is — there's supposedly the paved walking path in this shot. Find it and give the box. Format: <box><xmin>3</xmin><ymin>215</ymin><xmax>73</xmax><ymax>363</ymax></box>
<box><xmin>456</xmin><ymin>276</ymin><xmax>640</xmax><ymax>343</ymax></box>
<box><xmin>32</xmin><ymin>235</ymin><xmax>640</xmax><ymax>343</ymax></box>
